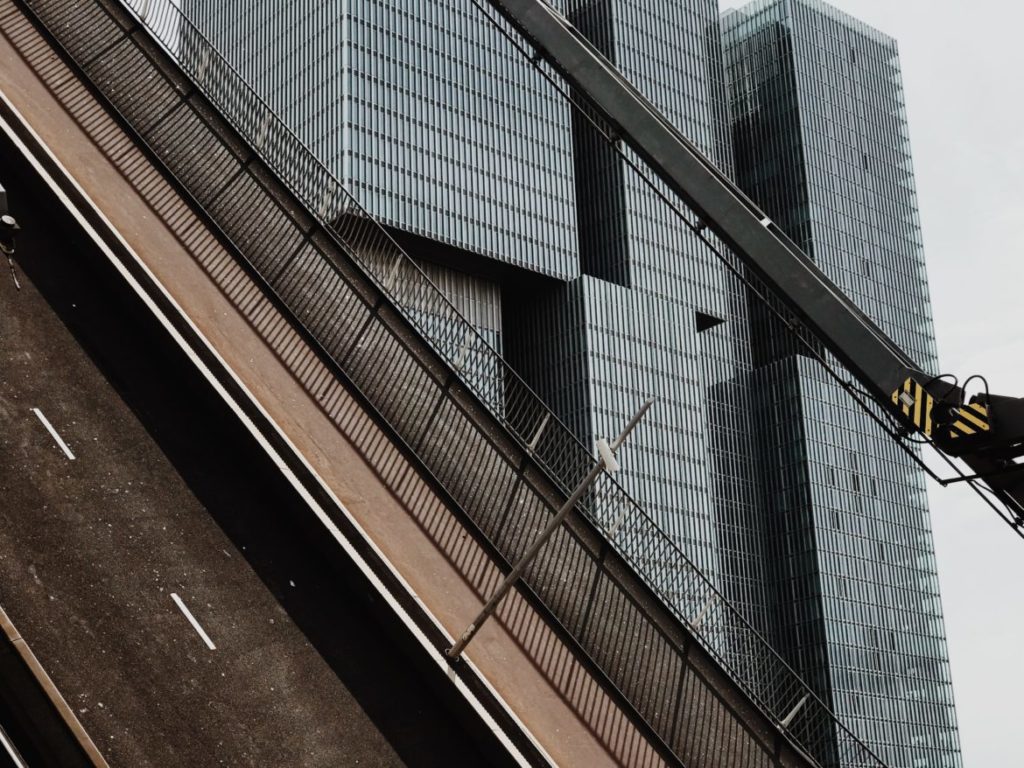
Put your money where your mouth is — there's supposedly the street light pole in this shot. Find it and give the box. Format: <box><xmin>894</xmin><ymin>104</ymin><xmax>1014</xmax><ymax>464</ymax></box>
<box><xmin>446</xmin><ymin>397</ymin><xmax>654</xmax><ymax>660</ymax></box>
<box><xmin>1</xmin><ymin>181</ymin><xmax>21</xmax><ymax>291</ymax></box>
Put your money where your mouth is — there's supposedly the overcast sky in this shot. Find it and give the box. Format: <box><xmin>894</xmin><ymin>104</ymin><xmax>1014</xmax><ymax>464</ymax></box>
<box><xmin>717</xmin><ymin>0</ymin><xmax>1024</xmax><ymax>763</ymax></box>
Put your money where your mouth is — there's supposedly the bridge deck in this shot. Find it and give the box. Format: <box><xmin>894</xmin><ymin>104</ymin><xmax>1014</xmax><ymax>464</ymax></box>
<box><xmin>0</xmin><ymin>1</ymin><xmax>670</xmax><ymax>765</ymax></box>
<box><xmin>0</xmin><ymin>171</ymin><xmax>484</xmax><ymax>765</ymax></box>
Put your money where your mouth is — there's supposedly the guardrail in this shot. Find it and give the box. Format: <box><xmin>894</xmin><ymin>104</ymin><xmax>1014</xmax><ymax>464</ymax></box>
<box><xmin>18</xmin><ymin>0</ymin><xmax>886</xmax><ymax>764</ymax></box>
<box><xmin>0</xmin><ymin>602</ymin><xmax>108</xmax><ymax>767</ymax></box>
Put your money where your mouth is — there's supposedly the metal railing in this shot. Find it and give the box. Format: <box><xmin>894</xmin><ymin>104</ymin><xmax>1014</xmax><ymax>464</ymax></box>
<box><xmin>16</xmin><ymin>0</ymin><xmax>887</xmax><ymax>764</ymax></box>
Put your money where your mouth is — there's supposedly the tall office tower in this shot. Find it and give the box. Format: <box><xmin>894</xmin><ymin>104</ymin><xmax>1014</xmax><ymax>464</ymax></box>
<box><xmin>184</xmin><ymin>6</ymin><xmax>962</xmax><ymax>762</ymax></box>
<box><xmin>723</xmin><ymin>1</ymin><xmax>961</xmax><ymax>765</ymax></box>
<box><xmin>185</xmin><ymin>0</ymin><xmax>769</xmax><ymax>622</ymax></box>
<box><xmin>184</xmin><ymin>0</ymin><xmax>581</xmax><ymax>358</ymax></box>
<box><xmin>505</xmin><ymin>0</ymin><xmax>768</xmax><ymax>622</ymax></box>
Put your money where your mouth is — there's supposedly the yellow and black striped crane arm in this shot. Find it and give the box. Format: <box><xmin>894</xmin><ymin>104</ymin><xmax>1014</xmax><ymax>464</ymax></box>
<box><xmin>483</xmin><ymin>0</ymin><xmax>1024</xmax><ymax>527</ymax></box>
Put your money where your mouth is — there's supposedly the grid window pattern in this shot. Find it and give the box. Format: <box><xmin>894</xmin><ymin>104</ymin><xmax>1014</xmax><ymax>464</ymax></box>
<box><xmin>724</xmin><ymin>2</ymin><xmax>961</xmax><ymax>765</ymax></box>
<box><xmin>179</xmin><ymin>2</ymin><xmax>958</xmax><ymax>762</ymax></box>
<box><xmin>507</xmin><ymin>0</ymin><xmax>769</xmax><ymax>629</ymax></box>
<box><xmin>185</xmin><ymin>0</ymin><xmax>579</xmax><ymax>282</ymax></box>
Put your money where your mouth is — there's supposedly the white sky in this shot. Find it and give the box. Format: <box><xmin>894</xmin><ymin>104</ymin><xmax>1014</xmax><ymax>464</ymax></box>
<box><xmin>720</xmin><ymin>0</ymin><xmax>1024</xmax><ymax>763</ymax></box>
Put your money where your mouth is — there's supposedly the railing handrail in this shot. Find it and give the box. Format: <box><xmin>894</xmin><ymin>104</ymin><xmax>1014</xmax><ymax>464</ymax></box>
<box><xmin>90</xmin><ymin>1</ymin><xmax>889</xmax><ymax>764</ymax></box>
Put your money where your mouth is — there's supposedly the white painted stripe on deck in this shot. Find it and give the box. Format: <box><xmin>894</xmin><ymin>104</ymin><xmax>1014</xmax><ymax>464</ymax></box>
<box><xmin>170</xmin><ymin>593</ymin><xmax>216</xmax><ymax>650</ymax></box>
<box><xmin>31</xmin><ymin>408</ymin><xmax>76</xmax><ymax>460</ymax></box>
<box><xmin>0</xmin><ymin>725</ymin><xmax>27</xmax><ymax>768</ymax></box>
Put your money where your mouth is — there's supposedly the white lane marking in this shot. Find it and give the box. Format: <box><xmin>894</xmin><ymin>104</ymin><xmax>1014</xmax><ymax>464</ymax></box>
<box><xmin>0</xmin><ymin>725</ymin><xmax>27</xmax><ymax>768</ymax></box>
<box><xmin>170</xmin><ymin>593</ymin><xmax>216</xmax><ymax>650</ymax></box>
<box><xmin>31</xmin><ymin>408</ymin><xmax>76</xmax><ymax>460</ymax></box>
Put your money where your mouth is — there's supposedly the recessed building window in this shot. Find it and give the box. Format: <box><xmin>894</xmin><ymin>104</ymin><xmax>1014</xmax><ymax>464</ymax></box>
<box><xmin>695</xmin><ymin>311</ymin><xmax>725</xmax><ymax>333</ymax></box>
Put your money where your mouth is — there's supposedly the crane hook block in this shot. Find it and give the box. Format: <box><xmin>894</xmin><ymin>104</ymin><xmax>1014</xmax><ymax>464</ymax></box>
<box><xmin>891</xmin><ymin>376</ymin><xmax>992</xmax><ymax>448</ymax></box>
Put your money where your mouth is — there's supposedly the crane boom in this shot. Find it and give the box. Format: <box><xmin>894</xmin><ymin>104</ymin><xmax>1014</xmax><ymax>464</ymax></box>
<box><xmin>483</xmin><ymin>0</ymin><xmax>1024</xmax><ymax>529</ymax></box>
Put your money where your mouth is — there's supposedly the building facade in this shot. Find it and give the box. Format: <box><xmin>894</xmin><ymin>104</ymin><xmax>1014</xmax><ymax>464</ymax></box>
<box><xmin>723</xmin><ymin>1</ymin><xmax>961</xmax><ymax>765</ymax></box>
<box><xmin>185</xmin><ymin>0</ymin><xmax>583</xmax><ymax>361</ymax></box>
<box><xmin>181</xmin><ymin>0</ymin><xmax>960</xmax><ymax>763</ymax></box>
<box><xmin>185</xmin><ymin>0</ymin><xmax>768</xmax><ymax>620</ymax></box>
<box><xmin>506</xmin><ymin>0</ymin><xmax>767</xmax><ymax>621</ymax></box>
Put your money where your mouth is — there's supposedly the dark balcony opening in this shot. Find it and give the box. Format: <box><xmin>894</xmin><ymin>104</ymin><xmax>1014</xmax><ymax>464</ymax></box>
<box><xmin>696</xmin><ymin>311</ymin><xmax>726</xmax><ymax>333</ymax></box>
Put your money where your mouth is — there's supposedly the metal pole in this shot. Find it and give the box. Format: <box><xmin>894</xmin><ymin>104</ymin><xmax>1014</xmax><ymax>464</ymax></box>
<box><xmin>0</xmin><ymin>204</ymin><xmax>21</xmax><ymax>292</ymax></box>
<box><xmin>446</xmin><ymin>398</ymin><xmax>654</xmax><ymax>659</ymax></box>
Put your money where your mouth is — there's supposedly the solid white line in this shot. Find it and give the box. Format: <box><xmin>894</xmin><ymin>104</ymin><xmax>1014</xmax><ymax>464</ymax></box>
<box><xmin>0</xmin><ymin>101</ymin><xmax>547</xmax><ymax>766</ymax></box>
<box><xmin>170</xmin><ymin>593</ymin><xmax>216</xmax><ymax>650</ymax></box>
<box><xmin>0</xmin><ymin>725</ymin><xmax>27</xmax><ymax>768</ymax></box>
<box><xmin>31</xmin><ymin>408</ymin><xmax>76</xmax><ymax>460</ymax></box>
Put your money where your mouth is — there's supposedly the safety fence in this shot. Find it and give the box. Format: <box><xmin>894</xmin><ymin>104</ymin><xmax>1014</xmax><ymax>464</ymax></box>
<box><xmin>16</xmin><ymin>0</ymin><xmax>886</xmax><ymax>764</ymax></box>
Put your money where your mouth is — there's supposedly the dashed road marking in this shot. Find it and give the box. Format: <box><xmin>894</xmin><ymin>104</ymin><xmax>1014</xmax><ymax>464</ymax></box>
<box><xmin>170</xmin><ymin>593</ymin><xmax>216</xmax><ymax>651</ymax></box>
<box><xmin>31</xmin><ymin>407</ymin><xmax>75</xmax><ymax>460</ymax></box>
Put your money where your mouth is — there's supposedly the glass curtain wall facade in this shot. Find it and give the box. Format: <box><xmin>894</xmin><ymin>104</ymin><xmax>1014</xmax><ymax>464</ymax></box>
<box><xmin>507</xmin><ymin>0</ymin><xmax>768</xmax><ymax>625</ymax></box>
<box><xmin>179</xmin><ymin>1</ymin><xmax>962</xmax><ymax>762</ymax></box>
<box><xmin>186</xmin><ymin>0</ymin><xmax>769</xmax><ymax>625</ymax></box>
<box><xmin>184</xmin><ymin>0</ymin><xmax>582</xmax><ymax>357</ymax></box>
<box><xmin>723</xmin><ymin>1</ymin><xmax>961</xmax><ymax>765</ymax></box>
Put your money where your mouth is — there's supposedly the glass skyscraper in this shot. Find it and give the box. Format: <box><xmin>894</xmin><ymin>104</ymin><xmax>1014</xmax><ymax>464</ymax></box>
<box><xmin>181</xmin><ymin>0</ymin><xmax>960</xmax><ymax>763</ymax></box>
<box><xmin>185</xmin><ymin>0</ymin><xmax>582</xmax><ymax>359</ymax></box>
<box><xmin>186</xmin><ymin>0</ymin><xmax>768</xmax><ymax>621</ymax></box>
<box><xmin>506</xmin><ymin>0</ymin><xmax>767</xmax><ymax>624</ymax></box>
<box><xmin>723</xmin><ymin>1</ymin><xmax>960</xmax><ymax>765</ymax></box>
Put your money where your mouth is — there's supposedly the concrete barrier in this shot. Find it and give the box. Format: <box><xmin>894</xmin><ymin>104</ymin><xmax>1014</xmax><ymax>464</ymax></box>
<box><xmin>0</xmin><ymin>605</ymin><xmax>108</xmax><ymax>767</ymax></box>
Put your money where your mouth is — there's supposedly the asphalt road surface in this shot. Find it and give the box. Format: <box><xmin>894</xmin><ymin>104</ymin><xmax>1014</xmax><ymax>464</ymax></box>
<box><xmin>0</xmin><ymin>129</ymin><xmax>499</xmax><ymax>766</ymax></box>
